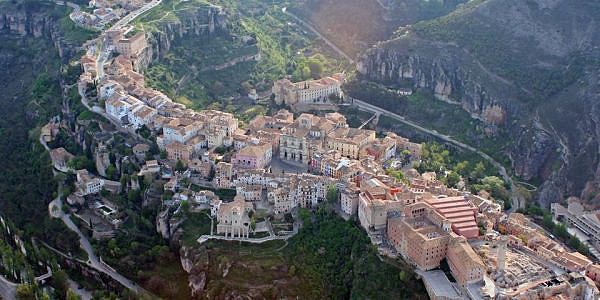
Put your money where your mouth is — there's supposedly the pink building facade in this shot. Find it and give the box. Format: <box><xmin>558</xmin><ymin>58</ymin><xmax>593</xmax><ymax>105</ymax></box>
<box><xmin>232</xmin><ymin>143</ymin><xmax>272</xmax><ymax>170</ymax></box>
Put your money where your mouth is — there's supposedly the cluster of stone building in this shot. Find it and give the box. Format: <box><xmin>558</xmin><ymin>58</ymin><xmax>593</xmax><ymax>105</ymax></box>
<box><xmin>233</xmin><ymin>169</ymin><xmax>331</xmax><ymax>213</ymax></box>
<box><xmin>71</xmin><ymin>0</ymin><xmax>145</xmax><ymax>30</ymax></box>
<box><xmin>346</xmin><ymin>170</ymin><xmax>488</xmax><ymax>285</ymax></box>
<box><xmin>477</xmin><ymin>212</ymin><xmax>600</xmax><ymax>299</ymax></box>
<box><xmin>81</xmin><ymin>29</ymin><xmax>243</xmax><ymax>164</ymax></box>
<box><xmin>249</xmin><ymin>110</ymin><xmax>420</xmax><ymax>167</ymax></box>
<box><xmin>342</xmin><ymin>164</ymin><xmax>600</xmax><ymax>299</ymax></box>
<box><xmin>77</xmin><ymin>24</ymin><xmax>600</xmax><ymax>300</ymax></box>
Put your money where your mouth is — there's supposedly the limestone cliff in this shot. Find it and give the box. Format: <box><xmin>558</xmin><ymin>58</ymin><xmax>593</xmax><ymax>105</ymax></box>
<box><xmin>0</xmin><ymin>2</ymin><xmax>84</xmax><ymax>61</ymax></box>
<box><xmin>179</xmin><ymin>245</ymin><xmax>210</xmax><ymax>297</ymax></box>
<box><xmin>358</xmin><ymin>0</ymin><xmax>600</xmax><ymax>206</ymax></box>
<box><xmin>357</xmin><ymin>37</ymin><xmax>522</xmax><ymax>125</ymax></box>
<box><xmin>136</xmin><ymin>4</ymin><xmax>228</xmax><ymax>70</ymax></box>
<box><xmin>0</xmin><ymin>7</ymin><xmax>55</xmax><ymax>37</ymax></box>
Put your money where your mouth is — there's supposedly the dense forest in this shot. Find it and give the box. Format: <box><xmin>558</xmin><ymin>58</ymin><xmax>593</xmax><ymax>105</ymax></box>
<box><xmin>286</xmin><ymin>207</ymin><xmax>428</xmax><ymax>299</ymax></box>
<box><xmin>0</xmin><ymin>2</ymin><xmax>93</xmax><ymax>297</ymax></box>
<box><xmin>0</xmin><ymin>41</ymin><xmax>60</xmax><ymax>237</ymax></box>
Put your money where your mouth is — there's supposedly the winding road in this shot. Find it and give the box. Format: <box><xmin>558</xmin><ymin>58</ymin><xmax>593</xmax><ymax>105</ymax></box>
<box><xmin>350</xmin><ymin>97</ymin><xmax>522</xmax><ymax>209</ymax></box>
<box><xmin>0</xmin><ymin>274</ymin><xmax>17</xmax><ymax>300</ymax></box>
<box><xmin>282</xmin><ymin>8</ymin><xmax>354</xmax><ymax>64</ymax></box>
<box><xmin>36</xmin><ymin>0</ymin><xmax>165</xmax><ymax>296</ymax></box>
<box><xmin>281</xmin><ymin>8</ymin><xmax>524</xmax><ymax>210</ymax></box>
<box><xmin>43</xmin><ymin>129</ymin><xmax>147</xmax><ymax>294</ymax></box>
<box><xmin>49</xmin><ymin>196</ymin><xmax>146</xmax><ymax>294</ymax></box>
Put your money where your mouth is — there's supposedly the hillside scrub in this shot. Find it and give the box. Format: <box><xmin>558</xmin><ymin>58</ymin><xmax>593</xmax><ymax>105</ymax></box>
<box><xmin>286</xmin><ymin>207</ymin><xmax>428</xmax><ymax>299</ymax></box>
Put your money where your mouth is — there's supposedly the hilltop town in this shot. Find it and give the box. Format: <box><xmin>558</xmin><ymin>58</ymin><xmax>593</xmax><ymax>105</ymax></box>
<box><xmin>28</xmin><ymin>0</ymin><xmax>600</xmax><ymax>299</ymax></box>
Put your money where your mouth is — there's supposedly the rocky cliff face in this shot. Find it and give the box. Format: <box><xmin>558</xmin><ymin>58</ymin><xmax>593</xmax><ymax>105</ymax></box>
<box><xmin>179</xmin><ymin>245</ymin><xmax>210</xmax><ymax>297</ymax></box>
<box><xmin>0</xmin><ymin>9</ymin><xmax>55</xmax><ymax>37</ymax></box>
<box><xmin>357</xmin><ymin>37</ymin><xmax>522</xmax><ymax>125</ymax></box>
<box><xmin>137</xmin><ymin>5</ymin><xmax>228</xmax><ymax>70</ymax></box>
<box><xmin>358</xmin><ymin>0</ymin><xmax>600</xmax><ymax>206</ymax></box>
<box><xmin>0</xmin><ymin>3</ymin><xmax>82</xmax><ymax>61</ymax></box>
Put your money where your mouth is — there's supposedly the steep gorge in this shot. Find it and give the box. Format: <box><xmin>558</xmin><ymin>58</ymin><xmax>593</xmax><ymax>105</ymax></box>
<box><xmin>0</xmin><ymin>1</ymin><xmax>84</xmax><ymax>232</ymax></box>
<box><xmin>357</xmin><ymin>0</ymin><xmax>600</xmax><ymax>207</ymax></box>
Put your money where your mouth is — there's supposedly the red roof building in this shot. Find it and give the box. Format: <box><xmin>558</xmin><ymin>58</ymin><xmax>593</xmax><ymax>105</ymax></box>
<box><xmin>425</xmin><ymin>196</ymin><xmax>479</xmax><ymax>238</ymax></box>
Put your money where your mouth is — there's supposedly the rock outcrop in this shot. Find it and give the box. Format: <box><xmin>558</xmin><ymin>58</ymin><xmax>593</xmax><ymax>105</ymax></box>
<box><xmin>1</xmin><ymin>2</ymin><xmax>83</xmax><ymax>61</ymax></box>
<box><xmin>357</xmin><ymin>37</ymin><xmax>522</xmax><ymax>125</ymax></box>
<box><xmin>358</xmin><ymin>0</ymin><xmax>600</xmax><ymax>206</ymax></box>
<box><xmin>136</xmin><ymin>5</ymin><xmax>228</xmax><ymax>70</ymax></box>
<box><xmin>179</xmin><ymin>245</ymin><xmax>210</xmax><ymax>297</ymax></box>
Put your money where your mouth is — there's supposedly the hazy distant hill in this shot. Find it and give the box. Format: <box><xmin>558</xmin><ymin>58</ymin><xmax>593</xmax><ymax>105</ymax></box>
<box><xmin>289</xmin><ymin>0</ymin><xmax>466</xmax><ymax>57</ymax></box>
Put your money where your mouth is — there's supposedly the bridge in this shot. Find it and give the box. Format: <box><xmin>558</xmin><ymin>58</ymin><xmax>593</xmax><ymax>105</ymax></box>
<box><xmin>348</xmin><ymin>96</ymin><xmax>524</xmax><ymax>210</ymax></box>
<box><xmin>35</xmin><ymin>267</ymin><xmax>53</xmax><ymax>284</ymax></box>
<box><xmin>197</xmin><ymin>233</ymin><xmax>295</xmax><ymax>245</ymax></box>
<box><xmin>358</xmin><ymin>113</ymin><xmax>379</xmax><ymax>129</ymax></box>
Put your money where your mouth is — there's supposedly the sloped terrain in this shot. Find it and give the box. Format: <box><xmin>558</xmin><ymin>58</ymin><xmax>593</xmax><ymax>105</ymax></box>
<box><xmin>0</xmin><ymin>0</ymin><xmax>88</xmax><ymax>238</ymax></box>
<box><xmin>289</xmin><ymin>0</ymin><xmax>466</xmax><ymax>57</ymax></box>
<box><xmin>358</xmin><ymin>0</ymin><xmax>600</xmax><ymax>206</ymax></box>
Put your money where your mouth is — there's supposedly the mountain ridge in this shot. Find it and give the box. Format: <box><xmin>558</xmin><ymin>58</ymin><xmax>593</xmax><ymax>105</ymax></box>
<box><xmin>358</xmin><ymin>0</ymin><xmax>600</xmax><ymax>206</ymax></box>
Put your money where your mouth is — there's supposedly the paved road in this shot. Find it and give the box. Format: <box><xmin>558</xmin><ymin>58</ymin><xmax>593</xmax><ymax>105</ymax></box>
<box><xmin>39</xmin><ymin>133</ymin><xmax>51</xmax><ymax>152</ymax></box>
<box><xmin>29</xmin><ymin>0</ymin><xmax>162</xmax><ymax>297</ymax></box>
<box><xmin>282</xmin><ymin>7</ymin><xmax>524</xmax><ymax>210</ymax></box>
<box><xmin>95</xmin><ymin>41</ymin><xmax>108</xmax><ymax>81</ymax></box>
<box><xmin>52</xmin><ymin>0</ymin><xmax>80</xmax><ymax>12</ymax></box>
<box><xmin>94</xmin><ymin>0</ymin><xmax>163</xmax><ymax>81</ymax></box>
<box><xmin>49</xmin><ymin>196</ymin><xmax>145</xmax><ymax>293</ymax></box>
<box><xmin>282</xmin><ymin>8</ymin><xmax>354</xmax><ymax>63</ymax></box>
<box><xmin>85</xmin><ymin>0</ymin><xmax>163</xmax><ymax>144</ymax></box>
<box><xmin>358</xmin><ymin>113</ymin><xmax>377</xmax><ymax>129</ymax></box>
<box><xmin>108</xmin><ymin>0</ymin><xmax>162</xmax><ymax>31</ymax></box>
<box><xmin>0</xmin><ymin>274</ymin><xmax>17</xmax><ymax>300</ymax></box>
<box><xmin>270</xmin><ymin>156</ymin><xmax>308</xmax><ymax>175</ymax></box>
<box><xmin>350</xmin><ymin>97</ymin><xmax>522</xmax><ymax>209</ymax></box>
<box><xmin>34</xmin><ymin>267</ymin><xmax>53</xmax><ymax>283</ymax></box>
<box><xmin>68</xmin><ymin>279</ymin><xmax>93</xmax><ymax>300</ymax></box>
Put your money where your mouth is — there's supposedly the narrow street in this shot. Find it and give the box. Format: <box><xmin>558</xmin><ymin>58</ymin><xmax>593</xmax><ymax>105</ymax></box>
<box><xmin>36</xmin><ymin>1</ymin><xmax>166</xmax><ymax>295</ymax></box>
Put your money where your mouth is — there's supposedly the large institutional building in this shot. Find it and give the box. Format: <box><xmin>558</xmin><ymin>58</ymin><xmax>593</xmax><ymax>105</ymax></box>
<box><xmin>272</xmin><ymin>73</ymin><xmax>344</xmax><ymax>105</ymax></box>
<box><xmin>216</xmin><ymin>195</ymin><xmax>254</xmax><ymax>238</ymax></box>
<box><xmin>424</xmin><ymin>196</ymin><xmax>480</xmax><ymax>239</ymax></box>
<box><xmin>388</xmin><ymin>201</ymin><xmax>485</xmax><ymax>286</ymax></box>
<box><xmin>387</xmin><ymin>202</ymin><xmax>452</xmax><ymax>271</ymax></box>
<box><xmin>115</xmin><ymin>32</ymin><xmax>147</xmax><ymax>58</ymax></box>
<box><xmin>552</xmin><ymin>200</ymin><xmax>600</xmax><ymax>257</ymax></box>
